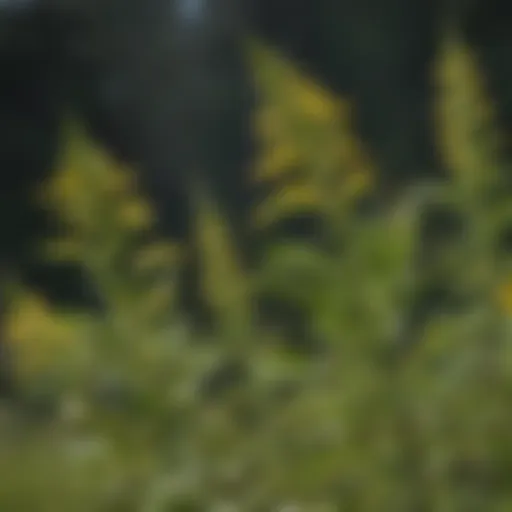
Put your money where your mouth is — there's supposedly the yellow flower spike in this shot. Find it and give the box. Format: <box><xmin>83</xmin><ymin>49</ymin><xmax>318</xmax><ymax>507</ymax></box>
<box><xmin>254</xmin><ymin>184</ymin><xmax>321</xmax><ymax>229</ymax></box>
<box><xmin>276</xmin><ymin>184</ymin><xmax>321</xmax><ymax>208</ymax></box>
<box><xmin>7</xmin><ymin>294</ymin><xmax>78</xmax><ymax>378</ymax></box>
<box><xmin>255</xmin><ymin>107</ymin><xmax>286</xmax><ymax>141</ymax></box>
<box><xmin>47</xmin><ymin>167</ymin><xmax>80</xmax><ymax>203</ymax></box>
<box><xmin>8</xmin><ymin>294</ymin><xmax>74</xmax><ymax>346</ymax></box>
<box><xmin>7</xmin><ymin>295</ymin><xmax>48</xmax><ymax>345</ymax></box>
<box><xmin>344</xmin><ymin>170</ymin><xmax>374</xmax><ymax>198</ymax></box>
<box><xmin>255</xmin><ymin>143</ymin><xmax>301</xmax><ymax>182</ymax></box>
<box><xmin>496</xmin><ymin>280</ymin><xmax>512</xmax><ymax>316</ymax></box>
<box><xmin>104</xmin><ymin>163</ymin><xmax>136</xmax><ymax>195</ymax></box>
<box><xmin>118</xmin><ymin>199</ymin><xmax>154</xmax><ymax>230</ymax></box>
<box><xmin>294</xmin><ymin>83</ymin><xmax>338</xmax><ymax>123</ymax></box>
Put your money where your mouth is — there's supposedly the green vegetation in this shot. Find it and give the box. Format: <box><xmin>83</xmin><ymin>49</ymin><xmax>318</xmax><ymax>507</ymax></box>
<box><xmin>1</xmin><ymin>39</ymin><xmax>512</xmax><ymax>510</ymax></box>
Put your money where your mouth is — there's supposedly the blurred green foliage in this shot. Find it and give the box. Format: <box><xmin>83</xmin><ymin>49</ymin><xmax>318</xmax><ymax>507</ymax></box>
<box><xmin>1</xmin><ymin>38</ymin><xmax>512</xmax><ymax>510</ymax></box>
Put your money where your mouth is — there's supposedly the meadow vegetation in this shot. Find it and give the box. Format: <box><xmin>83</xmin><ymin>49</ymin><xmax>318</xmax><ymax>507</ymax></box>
<box><xmin>1</xmin><ymin>38</ymin><xmax>512</xmax><ymax>510</ymax></box>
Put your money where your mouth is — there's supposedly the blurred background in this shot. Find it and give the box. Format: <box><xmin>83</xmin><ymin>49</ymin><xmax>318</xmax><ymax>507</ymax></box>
<box><xmin>1</xmin><ymin>26</ymin><xmax>512</xmax><ymax>511</ymax></box>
